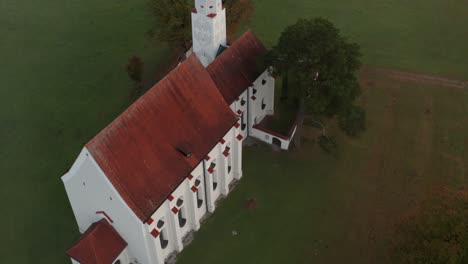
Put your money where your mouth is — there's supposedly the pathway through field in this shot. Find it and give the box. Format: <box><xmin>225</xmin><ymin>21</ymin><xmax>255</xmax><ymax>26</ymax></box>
<box><xmin>361</xmin><ymin>66</ymin><xmax>468</xmax><ymax>89</ymax></box>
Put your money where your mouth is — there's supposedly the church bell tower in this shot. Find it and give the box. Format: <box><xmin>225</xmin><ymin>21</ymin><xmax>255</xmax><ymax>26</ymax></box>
<box><xmin>191</xmin><ymin>0</ymin><xmax>227</xmax><ymax>67</ymax></box>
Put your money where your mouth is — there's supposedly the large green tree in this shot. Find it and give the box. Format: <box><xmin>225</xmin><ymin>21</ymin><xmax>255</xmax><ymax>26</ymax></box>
<box><xmin>151</xmin><ymin>0</ymin><xmax>254</xmax><ymax>49</ymax></box>
<box><xmin>267</xmin><ymin>18</ymin><xmax>365</xmax><ymax>148</ymax></box>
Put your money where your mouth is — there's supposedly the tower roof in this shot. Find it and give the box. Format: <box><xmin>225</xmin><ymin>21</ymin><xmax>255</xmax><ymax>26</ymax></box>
<box><xmin>66</xmin><ymin>219</ymin><xmax>127</xmax><ymax>264</ymax></box>
<box><xmin>207</xmin><ymin>30</ymin><xmax>268</xmax><ymax>105</ymax></box>
<box><xmin>86</xmin><ymin>55</ymin><xmax>238</xmax><ymax>221</ymax></box>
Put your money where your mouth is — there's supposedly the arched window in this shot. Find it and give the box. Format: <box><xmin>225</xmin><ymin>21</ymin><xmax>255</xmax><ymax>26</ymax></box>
<box><xmin>241</xmin><ymin>113</ymin><xmax>246</xmax><ymax>131</ymax></box>
<box><xmin>261</xmin><ymin>98</ymin><xmax>266</xmax><ymax>110</ymax></box>
<box><xmin>158</xmin><ymin>218</ymin><xmax>169</xmax><ymax>249</ymax></box>
<box><xmin>211</xmin><ymin>160</ymin><xmax>218</xmax><ymax>190</ymax></box>
<box><xmin>178</xmin><ymin>207</ymin><xmax>187</xmax><ymax>228</ymax></box>
<box><xmin>176</xmin><ymin>197</ymin><xmax>183</xmax><ymax>207</ymax></box>
<box><xmin>240</xmin><ymin>97</ymin><xmax>246</xmax><ymax>106</ymax></box>
<box><xmin>195</xmin><ymin>177</ymin><xmax>203</xmax><ymax>208</ymax></box>
<box><xmin>157</xmin><ymin>219</ymin><xmax>165</xmax><ymax>229</ymax></box>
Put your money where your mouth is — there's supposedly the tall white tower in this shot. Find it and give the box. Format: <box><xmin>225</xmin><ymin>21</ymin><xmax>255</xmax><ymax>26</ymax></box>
<box><xmin>191</xmin><ymin>0</ymin><xmax>227</xmax><ymax>67</ymax></box>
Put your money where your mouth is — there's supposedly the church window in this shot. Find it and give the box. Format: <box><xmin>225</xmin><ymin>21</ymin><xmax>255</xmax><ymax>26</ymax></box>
<box><xmin>195</xmin><ymin>176</ymin><xmax>203</xmax><ymax>208</ymax></box>
<box><xmin>157</xmin><ymin>219</ymin><xmax>165</xmax><ymax>229</ymax></box>
<box><xmin>212</xmin><ymin>160</ymin><xmax>218</xmax><ymax>190</ymax></box>
<box><xmin>261</xmin><ymin>98</ymin><xmax>266</xmax><ymax>110</ymax></box>
<box><xmin>241</xmin><ymin>113</ymin><xmax>246</xmax><ymax>131</ymax></box>
<box><xmin>159</xmin><ymin>228</ymin><xmax>169</xmax><ymax>249</ymax></box>
<box><xmin>252</xmin><ymin>88</ymin><xmax>257</xmax><ymax>95</ymax></box>
<box><xmin>262</xmin><ymin>79</ymin><xmax>267</xmax><ymax>85</ymax></box>
<box><xmin>226</xmin><ymin>144</ymin><xmax>232</xmax><ymax>174</ymax></box>
<box><xmin>178</xmin><ymin>207</ymin><xmax>187</xmax><ymax>228</ymax></box>
<box><xmin>240</xmin><ymin>97</ymin><xmax>246</xmax><ymax>106</ymax></box>
<box><xmin>176</xmin><ymin>197</ymin><xmax>184</xmax><ymax>207</ymax></box>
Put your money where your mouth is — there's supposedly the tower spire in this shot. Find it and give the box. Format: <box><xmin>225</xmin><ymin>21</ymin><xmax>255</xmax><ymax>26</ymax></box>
<box><xmin>191</xmin><ymin>0</ymin><xmax>227</xmax><ymax>67</ymax></box>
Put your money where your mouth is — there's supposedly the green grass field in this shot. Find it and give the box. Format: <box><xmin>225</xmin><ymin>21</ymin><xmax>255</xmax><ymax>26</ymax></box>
<box><xmin>177</xmin><ymin>73</ymin><xmax>468</xmax><ymax>264</ymax></box>
<box><xmin>0</xmin><ymin>0</ymin><xmax>467</xmax><ymax>263</ymax></box>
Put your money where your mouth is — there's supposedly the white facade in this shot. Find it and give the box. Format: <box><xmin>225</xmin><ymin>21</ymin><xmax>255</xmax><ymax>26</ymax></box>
<box><xmin>62</xmin><ymin>148</ymin><xmax>154</xmax><ymax>264</ymax></box>
<box><xmin>63</xmin><ymin>128</ymin><xmax>242</xmax><ymax>264</ymax></box>
<box><xmin>191</xmin><ymin>0</ymin><xmax>227</xmax><ymax>67</ymax></box>
<box><xmin>247</xmin><ymin>69</ymin><xmax>276</xmax><ymax>134</ymax></box>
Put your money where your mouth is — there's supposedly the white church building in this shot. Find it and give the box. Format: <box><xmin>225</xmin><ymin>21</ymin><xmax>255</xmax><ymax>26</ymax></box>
<box><xmin>62</xmin><ymin>1</ymin><xmax>297</xmax><ymax>263</ymax></box>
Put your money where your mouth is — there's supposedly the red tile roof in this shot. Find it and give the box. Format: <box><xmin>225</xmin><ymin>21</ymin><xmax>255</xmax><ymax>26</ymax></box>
<box><xmin>86</xmin><ymin>55</ymin><xmax>238</xmax><ymax>221</ymax></box>
<box><xmin>207</xmin><ymin>30</ymin><xmax>267</xmax><ymax>105</ymax></box>
<box><xmin>66</xmin><ymin>219</ymin><xmax>127</xmax><ymax>264</ymax></box>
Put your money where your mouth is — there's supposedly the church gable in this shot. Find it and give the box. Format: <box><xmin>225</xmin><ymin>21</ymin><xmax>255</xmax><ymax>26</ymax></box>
<box><xmin>86</xmin><ymin>55</ymin><xmax>238</xmax><ymax>221</ymax></box>
<box><xmin>207</xmin><ymin>30</ymin><xmax>268</xmax><ymax>105</ymax></box>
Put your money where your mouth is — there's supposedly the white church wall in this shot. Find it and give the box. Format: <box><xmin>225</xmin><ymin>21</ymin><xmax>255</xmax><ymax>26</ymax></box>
<box><xmin>230</xmin><ymin>90</ymin><xmax>249</xmax><ymax>139</ymax></box>
<box><xmin>191</xmin><ymin>0</ymin><xmax>226</xmax><ymax>67</ymax></box>
<box><xmin>248</xmin><ymin>70</ymin><xmax>275</xmax><ymax>135</ymax></box>
<box><xmin>145</xmin><ymin>201</ymin><xmax>175</xmax><ymax>264</ymax></box>
<box><xmin>62</xmin><ymin>148</ymin><xmax>153</xmax><ymax>264</ymax></box>
<box><xmin>113</xmin><ymin>248</ymin><xmax>130</xmax><ymax>264</ymax></box>
<box><xmin>203</xmin><ymin>145</ymin><xmax>222</xmax><ymax>212</ymax></box>
<box><xmin>251</xmin><ymin>125</ymin><xmax>297</xmax><ymax>150</ymax></box>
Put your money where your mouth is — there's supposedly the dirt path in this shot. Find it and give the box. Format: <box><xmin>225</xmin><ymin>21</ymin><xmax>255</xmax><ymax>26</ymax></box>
<box><xmin>360</xmin><ymin>66</ymin><xmax>468</xmax><ymax>89</ymax></box>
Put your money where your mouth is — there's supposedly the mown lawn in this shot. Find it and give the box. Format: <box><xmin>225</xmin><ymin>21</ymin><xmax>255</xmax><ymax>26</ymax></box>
<box><xmin>0</xmin><ymin>0</ymin><xmax>171</xmax><ymax>263</ymax></box>
<box><xmin>177</xmin><ymin>75</ymin><xmax>468</xmax><ymax>264</ymax></box>
<box><xmin>1</xmin><ymin>0</ymin><xmax>467</xmax><ymax>263</ymax></box>
<box><xmin>249</xmin><ymin>0</ymin><xmax>468</xmax><ymax>79</ymax></box>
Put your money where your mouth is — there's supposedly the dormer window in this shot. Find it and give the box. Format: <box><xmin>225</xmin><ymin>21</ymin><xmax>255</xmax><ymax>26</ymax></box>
<box><xmin>176</xmin><ymin>145</ymin><xmax>191</xmax><ymax>158</ymax></box>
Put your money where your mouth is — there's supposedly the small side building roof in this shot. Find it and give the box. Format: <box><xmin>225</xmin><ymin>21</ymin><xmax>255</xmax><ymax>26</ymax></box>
<box><xmin>86</xmin><ymin>55</ymin><xmax>238</xmax><ymax>221</ymax></box>
<box><xmin>66</xmin><ymin>219</ymin><xmax>127</xmax><ymax>264</ymax></box>
<box><xmin>207</xmin><ymin>30</ymin><xmax>268</xmax><ymax>105</ymax></box>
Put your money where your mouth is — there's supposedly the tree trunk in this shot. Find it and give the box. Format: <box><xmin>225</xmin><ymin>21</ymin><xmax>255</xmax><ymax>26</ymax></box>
<box><xmin>294</xmin><ymin>96</ymin><xmax>305</xmax><ymax>148</ymax></box>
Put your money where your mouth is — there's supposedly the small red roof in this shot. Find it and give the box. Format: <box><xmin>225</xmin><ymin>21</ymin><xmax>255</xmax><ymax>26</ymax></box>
<box><xmin>66</xmin><ymin>219</ymin><xmax>127</xmax><ymax>264</ymax></box>
<box><xmin>207</xmin><ymin>30</ymin><xmax>267</xmax><ymax>105</ymax></box>
<box><xmin>86</xmin><ymin>55</ymin><xmax>238</xmax><ymax>221</ymax></box>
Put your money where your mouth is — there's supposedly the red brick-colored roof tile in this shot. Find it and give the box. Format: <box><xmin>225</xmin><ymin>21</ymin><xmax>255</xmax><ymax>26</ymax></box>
<box><xmin>207</xmin><ymin>30</ymin><xmax>267</xmax><ymax>105</ymax></box>
<box><xmin>86</xmin><ymin>55</ymin><xmax>238</xmax><ymax>221</ymax></box>
<box><xmin>66</xmin><ymin>219</ymin><xmax>127</xmax><ymax>264</ymax></box>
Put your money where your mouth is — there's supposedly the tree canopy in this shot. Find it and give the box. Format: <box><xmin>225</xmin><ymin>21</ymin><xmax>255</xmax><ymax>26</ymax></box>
<box><xmin>151</xmin><ymin>0</ymin><xmax>254</xmax><ymax>49</ymax></box>
<box><xmin>267</xmin><ymin>18</ymin><xmax>365</xmax><ymax>147</ymax></box>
